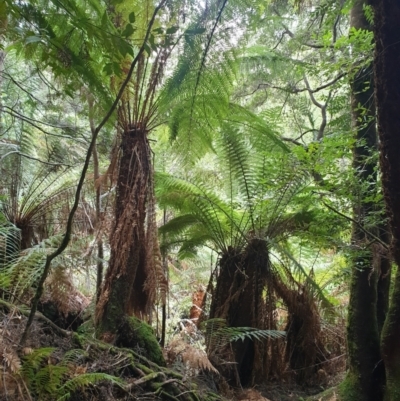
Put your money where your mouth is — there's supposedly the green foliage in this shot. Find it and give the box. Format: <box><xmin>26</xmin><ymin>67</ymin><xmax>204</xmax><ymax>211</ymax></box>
<box><xmin>58</xmin><ymin>373</ymin><xmax>123</xmax><ymax>401</ymax></box>
<box><xmin>21</xmin><ymin>348</ymin><xmax>68</xmax><ymax>398</ymax></box>
<box><xmin>202</xmin><ymin>318</ymin><xmax>286</xmax><ymax>351</ymax></box>
<box><xmin>5</xmin><ymin>0</ymin><xmax>120</xmax><ymax>103</ymax></box>
<box><xmin>20</xmin><ymin>347</ymin><xmax>123</xmax><ymax>400</ymax></box>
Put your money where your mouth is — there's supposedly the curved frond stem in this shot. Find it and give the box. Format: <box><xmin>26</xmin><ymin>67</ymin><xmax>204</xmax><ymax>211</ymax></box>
<box><xmin>189</xmin><ymin>0</ymin><xmax>229</xmax><ymax>131</ymax></box>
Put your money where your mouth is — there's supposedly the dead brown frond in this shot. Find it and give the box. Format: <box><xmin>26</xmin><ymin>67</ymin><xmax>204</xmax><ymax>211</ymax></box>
<box><xmin>0</xmin><ymin>340</ymin><xmax>21</xmax><ymax>373</ymax></box>
<box><xmin>42</xmin><ymin>267</ymin><xmax>90</xmax><ymax>319</ymax></box>
<box><xmin>207</xmin><ymin>239</ymin><xmax>280</xmax><ymax>386</ymax></box>
<box><xmin>272</xmin><ymin>273</ymin><xmax>328</xmax><ymax>384</ymax></box>
<box><xmin>143</xmin><ymin>176</ymin><xmax>168</xmax><ymax>319</ymax></box>
<box><xmin>237</xmin><ymin>388</ymin><xmax>272</xmax><ymax>401</ymax></box>
<box><xmin>190</xmin><ymin>287</ymin><xmax>205</xmax><ymax>323</ymax></box>
<box><xmin>165</xmin><ymin>335</ymin><xmax>218</xmax><ymax>375</ymax></box>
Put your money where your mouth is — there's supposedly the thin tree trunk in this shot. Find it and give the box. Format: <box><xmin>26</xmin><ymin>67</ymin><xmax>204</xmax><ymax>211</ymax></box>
<box><xmin>371</xmin><ymin>1</ymin><xmax>400</xmax><ymax>399</ymax></box>
<box><xmin>88</xmin><ymin>95</ymin><xmax>104</xmax><ymax>302</ymax></box>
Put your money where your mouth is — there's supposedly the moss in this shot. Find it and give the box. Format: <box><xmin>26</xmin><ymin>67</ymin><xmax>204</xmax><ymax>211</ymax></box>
<box><xmin>77</xmin><ymin>319</ymin><xmax>95</xmax><ymax>336</ymax></box>
<box><xmin>385</xmin><ymin>373</ymin><xmax>400</xmax><ymax>401</ymax></box>
<box><xmin>116</xmin><ymin>316</ymin><xmax>165</xmax><ymax>366</ymax></box>
<box><xmin>339</xmin><ymin>372</ymin><xmax>362</xmax><ymax>401</ymax></box>
<box><xmin>72</xmin><ymin>332</ymin><xmax>87</xmax><ymax>349</ymax></box>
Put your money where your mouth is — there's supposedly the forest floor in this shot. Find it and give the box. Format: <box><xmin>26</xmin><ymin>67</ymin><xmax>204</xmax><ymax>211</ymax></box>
<box><xmin>0</xmin><ymin>302</ymin><xmax>344</xmax><ymax>401</ymax></box>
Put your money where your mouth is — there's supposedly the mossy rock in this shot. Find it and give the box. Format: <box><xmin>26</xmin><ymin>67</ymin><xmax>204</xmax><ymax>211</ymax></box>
<box><xmin>116</xmin><ymin>316</ymin><xmax>165</xmax><ymax>366</ymax></box>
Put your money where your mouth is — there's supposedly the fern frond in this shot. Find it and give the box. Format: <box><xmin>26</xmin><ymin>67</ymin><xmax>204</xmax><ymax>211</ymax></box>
<box><xmin>58</xmin><ymin>373</ymin><xmax>124</xmax><ymax>400</ymax></box>
<box><xmin>60</xmin><ymin>349</ymin><xmax>86</xmax><ymax>366</ymax></box>
<box><xmin>220</xmin><ymin>327</ymin><xmax>286</xmax><ymax>342</ymax></box>
<box><xmin>270</xmin><ymin>240</ymin><xmax>333</xmax><ymax>310</ymax></box>
<box><xmin>0</xmin><ymin>235</ymin><xmax>62</xmax><ymax>299</ymax></box>
<box><xmin>35</xmin><ymin>365</ymin><xmax>69</xmax><ymax>396</ymax></box>
<box><xmin>21</xmin><ymin>347</ymin><xmax>56</xmax><ymax>383</ymax></box>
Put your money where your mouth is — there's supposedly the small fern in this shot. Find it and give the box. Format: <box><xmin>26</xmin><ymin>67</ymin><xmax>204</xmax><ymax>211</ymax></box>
<box><xmin>57</xmin><ymin>373</ymin><xmax>124</xmax><ymax>401</ymax></box>
<box><xmin>20</xmin><ymin>347</ymin><xmax>123</xmax><ymax>400</ymax></box>
<box><xmin>21</xmin><ymin>347</ymin><xmax>56</xmax><ymax>377</ymax></box>
<box><xmin>35</xmin><ymin>365</ymin><xmax>69</xmax><ymax>397</ymax></box>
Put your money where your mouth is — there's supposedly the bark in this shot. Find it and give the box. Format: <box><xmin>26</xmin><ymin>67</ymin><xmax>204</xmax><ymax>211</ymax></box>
<box><xmin>371</xmin><ymin>1</ymin><xmax>400</xmax><ymax>399</ymax></box>
<box><xmin>95</xmin><ymin>128</ymin><xmax>151</xmax><ymax>337</ymax></box>
<box><xmin>376</xmin><ymin>226</ymin><xmax>390</xmax><ymax>333</ymax></box>
<box><xmin>208</xmin><ymin>240</ymin><xmax>271</xmax><ymax>386</ymax></box>
<box><xmin>340</xmin><ymin>2</ymin><xmax>386</xmax><ymax>399</ymax></box>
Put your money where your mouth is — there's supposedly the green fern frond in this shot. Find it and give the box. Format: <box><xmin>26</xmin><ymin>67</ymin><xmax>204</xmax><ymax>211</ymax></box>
<box><xmin>0</xmin><ymin>235</ymin><xmax>62</xmax><ymax>298</ymax></box>
<box><xmin>58</xmin><ymin>373</ymin><xmax>124</xmax><ymax>400</ymax></box>
<box><xmin>35</xmin><ymin>365</ymin><xmax>69</xmax><ymax>396</ymax></box>
<box><xmin>156</xmin><ymin>172</ymin><xmax>244</xmax><ymax>251</ymax></box>
<box><xmin>59</xmin><ymin>349</ymin><xmax>87</xmax><ymax>366</ymax></box>
<box><xmin>0</xmin><ymin>223</ymin><xmax>20</xmax><ymax>267</ymax></box>
<box><xmin>21</xmin><ymin>347</ymin><xmax>56</xmax><ymax>383</ymax></box>
<box><xmin>271</xmin><ymin>240</ymin><xmax>333</xmax><ymax>310</ymax></box>
<box><xmin>202</xmin><ymin>318</ymin><xmax>285</xmax><ymax>351</ymax></box>
<box><xmin>222</xmin><ymin>327</ymin><xmax>287</xmax><ymax>342</ymax></box>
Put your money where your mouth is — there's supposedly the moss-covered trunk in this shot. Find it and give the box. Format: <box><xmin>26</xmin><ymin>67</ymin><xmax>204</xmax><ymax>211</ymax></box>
<box><xmin>376</xmin><ymin>226</ymin><xmax>391</xmax><ymax>333</ymax></box>
<box><xmin>371</xmin><ymin>1</ymin><xmax>400</xmax><ymax>399</ymax></box>
<box><xmin>95</xmin><ymin>128</ymin><xmax>151</xmax><ymax>338</ymax></box>
<box><xmin>340</xmin><ymin>2</ymin><xmax>386</xmax><ymax>399</ymax></box>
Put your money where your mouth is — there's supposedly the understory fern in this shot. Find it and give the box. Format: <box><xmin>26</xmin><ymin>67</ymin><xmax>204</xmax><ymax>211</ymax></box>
<box><xmin>20</xmin><ymin>347</ymin><xmax>123</xmax><ymax>401</ymax></box>
<box><xmin>57</xmin><ymin>373</ymin><xmax>124</xmax><ymax>401</ymax></box>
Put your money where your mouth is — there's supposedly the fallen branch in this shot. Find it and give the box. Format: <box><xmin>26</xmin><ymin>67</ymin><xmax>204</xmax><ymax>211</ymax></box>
<box><xmin>0</xmin><ymin>298</ymin><xmax>71</xmax><ymax>338</ymax></box>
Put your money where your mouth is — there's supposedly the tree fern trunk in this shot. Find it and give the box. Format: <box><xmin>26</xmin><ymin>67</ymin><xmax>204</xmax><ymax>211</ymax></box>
<box><xmin>208</xmin><ymin>240</ymin><xmax>271</xmax><ymax>386</ymax></box>
<box><xmin>371</xmin><ymin>1</ymin><xmax>400</xmax><ymax>399</ymax></box>
<box><xmin>95</xmin><ymin>128</ymin><xmax>151</xmax><ymax>337</ymax></box>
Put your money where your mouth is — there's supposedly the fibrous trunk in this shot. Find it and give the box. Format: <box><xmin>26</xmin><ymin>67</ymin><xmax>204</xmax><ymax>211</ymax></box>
<box><xmin>95</xmin><ymin>127</ymin><xmax>152</xmax><ymax>338</ymax></box>
<box><xmin>207</xmin><ymin>239</ymin><xmax>275</xmax><ymax>386</ymax></box>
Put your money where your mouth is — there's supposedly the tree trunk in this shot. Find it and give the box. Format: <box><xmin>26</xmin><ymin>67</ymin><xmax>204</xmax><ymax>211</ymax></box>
<box><xmin>95</xmin><ymin>128</ymin><xmax>151</xmax><ymax>338</ymax></box>
<box><xmin>376</xmin><ymin>226</ymin><xmax>390</xmax><ymax>333</ymax></box>
<box><xmin>341</xmin><ymin>3</ymin><xmax>384</xmax><ymax>400</ymax></box>
<box><xmin>371</xmin><ymin>1</ymin><xmax>400</xmax><ymax>399</ymax></box>
<box><xmin>87</xmin><ymin>95</ymin><xmax>104</xmax><ymax>302</ymax></box>
<box><xmin>207</xmin><ymin>240</ymin><xmax>272</xmax><ymax>386</ymax></box>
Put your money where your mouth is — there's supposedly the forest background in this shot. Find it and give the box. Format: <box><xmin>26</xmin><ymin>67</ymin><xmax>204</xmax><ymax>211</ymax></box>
<box><xmin>0</xmin><ymin>0</ymin><xmax>400</xmax><ymax>400</ymax></box>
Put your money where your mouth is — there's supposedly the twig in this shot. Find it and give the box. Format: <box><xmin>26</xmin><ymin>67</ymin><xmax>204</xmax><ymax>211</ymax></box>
<box><xmin>320</xmin><ymin>200</ymin><xmax>389</xmax><ymax>249</ymax></box>
<box><xmin>126</xmin><ymin>372</ymin><xmax>166</xmax><ymax>389</ymax></box>
<box><xmin>0</xmin><ymin>150</ymin><xmax>73</xmax><ymax>167</ymax></box>
<box><xmin>303</xmin><ymin>75</ymin><xmax>332</xmax><ymax>140</ymax></box>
